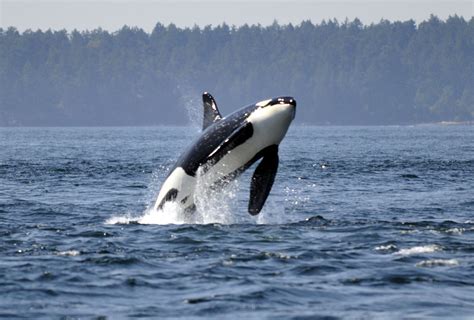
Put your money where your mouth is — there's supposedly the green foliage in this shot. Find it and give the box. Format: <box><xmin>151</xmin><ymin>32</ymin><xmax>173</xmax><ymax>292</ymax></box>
<box><xmin>0</xmin><ymin>16</ymin><xmax>473</xmax><ymax>126</ymax></box>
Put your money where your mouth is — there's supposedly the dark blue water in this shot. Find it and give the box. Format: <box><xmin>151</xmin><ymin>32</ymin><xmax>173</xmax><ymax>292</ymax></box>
<box><xmin>1</xmin><ymin>125</ymin><xmax>474</xmax><ymax>318</ymax></box>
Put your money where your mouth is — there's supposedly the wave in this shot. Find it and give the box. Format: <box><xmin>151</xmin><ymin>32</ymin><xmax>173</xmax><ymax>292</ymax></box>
<box><xmin>56</xmin><ymin>250</ymin><xmax>81</xmax><ymax>257</ymax></box>
<box><xmin>415</xmin><ymin>259</ymin><xmax>459</xmax><ymax>268</ymax></box>
<box><xmin>395</xmin><ymin>244</ymin><xmax>441</xmax><ymax>256</ymax></box>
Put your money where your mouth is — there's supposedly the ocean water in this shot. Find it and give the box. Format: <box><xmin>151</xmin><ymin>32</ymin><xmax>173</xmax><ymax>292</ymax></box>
<box><xmin>1</xmin><ymin>125</ymin><xmax>474</xmax><ymax>318</ymax></box>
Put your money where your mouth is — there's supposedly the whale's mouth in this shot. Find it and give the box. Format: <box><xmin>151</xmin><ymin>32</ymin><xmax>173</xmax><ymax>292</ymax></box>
<box><xmin>256</xmin><ymin>97</ymin><xmax>296</xmax><ymax>109</ymax></box>
<box><xmin>268</xmin><ymin>97</ymin><xmax>296</xmax><ymax>107</ymax></box>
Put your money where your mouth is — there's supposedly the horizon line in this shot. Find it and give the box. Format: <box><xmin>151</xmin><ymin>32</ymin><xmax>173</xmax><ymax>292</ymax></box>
<box><xmin>2</xmin><ymin>14</ymin><xmax>472</xmax><ymax>34</ymax></box>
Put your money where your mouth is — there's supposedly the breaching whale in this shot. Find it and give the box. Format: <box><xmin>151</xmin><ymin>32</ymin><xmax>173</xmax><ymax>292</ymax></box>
<box><xmin>154</xmin><ymin>92</ymin><xmax>296</xmax><ymax>215</ymax></box>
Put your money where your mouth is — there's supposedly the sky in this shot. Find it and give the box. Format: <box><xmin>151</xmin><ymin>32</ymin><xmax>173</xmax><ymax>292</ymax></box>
<box><xmin>1</xmin><ymin>0</ymin><xmax>473</xmax><ymax>32</ymax></box>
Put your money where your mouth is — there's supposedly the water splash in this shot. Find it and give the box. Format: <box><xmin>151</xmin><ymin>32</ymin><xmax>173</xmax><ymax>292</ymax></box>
<box><xmin>106</xmin><ymin>172</ymin><xmax>289</xmax><ymax>226</ymax></box>
<box><xmin>177</xmin><ymin>85</ymin><xmax>201</xmax><ymax>131</ymax></box>
<box><xmin>192</xmin><ymin>168</ymin><xmax>242</xmax><ymax>224</ymax></box>
<box><xmin>105</xmin><ymin>88</ymin><xmax>291</xmax><ymax>225</ymax></box>
<box><xmin>140</xmin><ymin>202</ymin><xmax>190</xmax><ymax>225</ymax></box>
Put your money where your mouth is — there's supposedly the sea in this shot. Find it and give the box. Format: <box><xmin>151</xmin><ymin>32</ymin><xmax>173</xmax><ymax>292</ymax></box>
<box><xmin>1</xmin><ymin>125</ymin><xmax>473</xmax><ymax>319</ymax></box>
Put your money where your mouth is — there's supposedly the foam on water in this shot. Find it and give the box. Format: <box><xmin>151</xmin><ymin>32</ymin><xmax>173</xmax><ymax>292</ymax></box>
<box><xmin>57</xmin><ymin>250</ymin><xmax>81</xmax><ymax>257</ymax></box>
<box><xmin>415</xmin><ymin>259</ymin><xmax>459</xmax><ymax>268</ymax></box>
<box><xmin>375</xmin><ymin>244</ymin><xmax>398</xmax><ymax>251</ymax></box>
<box><xmin>395</xmin><ymin>244</ymin><xmax>442</xmax><ymax>256</ymax></box>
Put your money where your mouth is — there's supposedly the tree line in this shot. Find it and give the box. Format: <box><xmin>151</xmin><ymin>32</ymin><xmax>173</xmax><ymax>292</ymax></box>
<box><xmin>1</xmin><ymin>15</ymin><xmax>473</xmax><ymax>126</ymax></box>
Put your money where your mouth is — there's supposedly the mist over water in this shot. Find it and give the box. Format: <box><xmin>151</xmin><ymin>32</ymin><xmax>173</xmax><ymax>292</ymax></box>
<box><xmin>1</xmin><ymin>125</ymin><xmax>474</xmax><ymax>318</ymax></box>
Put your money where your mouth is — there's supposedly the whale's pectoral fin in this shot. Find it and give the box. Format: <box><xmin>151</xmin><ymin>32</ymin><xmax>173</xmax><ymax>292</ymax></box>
<box><xmin>202</xmin><ymin>92</ymin><xmax>222</xmax><ymax>130</ymax></box>
<box><xmin>248</xmin><ymin>145</ymin><xmax>279</xmax><ymax>215</ymax></box>
<box><xmin>206</xmin><ymin>121</ymin><xmax>253</xmax><ymax>165</ymax></box>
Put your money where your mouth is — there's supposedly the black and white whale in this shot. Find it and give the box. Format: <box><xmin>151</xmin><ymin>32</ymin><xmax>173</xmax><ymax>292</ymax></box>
<box><xmin>154</xmin><ymin>92</ymin><xmax>296</xmax><ymax>215</ymax></box>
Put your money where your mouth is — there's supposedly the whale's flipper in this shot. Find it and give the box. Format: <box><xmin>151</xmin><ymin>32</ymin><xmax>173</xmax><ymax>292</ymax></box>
<box><xmin>202</xmin><ymin>92</ymin><xmax>222</xmax><ymax>130</ymax></box>
<box><xmin>248</xmin><ymin>145</ymin><xmax>279</xmax><ymax>215</ymax></box>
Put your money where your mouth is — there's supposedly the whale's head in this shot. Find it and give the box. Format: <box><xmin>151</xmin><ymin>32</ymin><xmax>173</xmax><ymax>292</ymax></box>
<box><xmin>256</xmin><ymin>96</ymin><xmax>296</xmax><ymax>116</ymax></box>
<box><xmin>247</xmin><ymin>96</ymin><xmax>296</xmax><ymax>146</ymax></box>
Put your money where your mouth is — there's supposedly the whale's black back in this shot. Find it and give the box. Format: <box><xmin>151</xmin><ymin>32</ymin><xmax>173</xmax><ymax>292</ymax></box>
<box><xmin>171</xmin><ymin>104</ymin><xmax>257</xmax><ymax>177</ymax></box>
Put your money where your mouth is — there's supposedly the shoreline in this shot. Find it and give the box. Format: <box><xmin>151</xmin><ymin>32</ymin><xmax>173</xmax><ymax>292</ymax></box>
<box><xmin>1</xmin><ymin>121</ymin><xmax>474</xmax><ymax>128</ymax></box>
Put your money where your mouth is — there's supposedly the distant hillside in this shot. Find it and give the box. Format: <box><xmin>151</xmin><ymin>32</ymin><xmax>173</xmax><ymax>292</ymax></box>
<box><xmin>1</xmin><ymin>16</ymin><xmax>473</xmax><ymax>126</ymax></box>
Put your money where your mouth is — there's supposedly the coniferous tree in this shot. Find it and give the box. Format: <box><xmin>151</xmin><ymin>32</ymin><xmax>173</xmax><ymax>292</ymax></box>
<box><xmin>0</xmin><ymin>17</ymin><xmax>473</xmax><ymax>126</ymax></box>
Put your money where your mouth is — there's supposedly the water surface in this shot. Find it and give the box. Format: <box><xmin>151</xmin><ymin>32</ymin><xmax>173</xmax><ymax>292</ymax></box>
<box><xmin>1</xmin><ymin>125</ymin><xmax>474</xmax><ymax>318</ymax></box>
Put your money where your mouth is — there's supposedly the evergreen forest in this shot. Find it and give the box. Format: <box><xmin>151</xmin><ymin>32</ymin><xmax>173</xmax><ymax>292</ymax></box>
<box><xmin>1</xmin><ymin>15</ymin><xmax>473</xmax><ymax>126</ymax></box>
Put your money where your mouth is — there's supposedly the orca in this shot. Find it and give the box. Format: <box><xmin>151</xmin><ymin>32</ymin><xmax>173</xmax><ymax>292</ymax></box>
<box><xmin>154</xmin><ymin>92</ymin><xmax>296</xmax><ymax>215</ymax></box>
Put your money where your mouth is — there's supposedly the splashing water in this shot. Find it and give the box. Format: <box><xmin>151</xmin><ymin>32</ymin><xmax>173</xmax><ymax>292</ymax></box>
<box><xmin>105</xmin><ymin>89</ymin><xmax>289</xmax><ymax>225</ymax></box>
<box><xmin>106</xmin><ymin>167</ymin><xmax>287</xmax><ymax>225</ymax></box>
<box><xmin>178</xmin><ymin>85</ymin><xmax>202</xmax><ymax>131</ymax></box>
<box><xmin>192</xmin><ymin>168</ymin><xmax>241</xmax><ymax>224</ymax></box>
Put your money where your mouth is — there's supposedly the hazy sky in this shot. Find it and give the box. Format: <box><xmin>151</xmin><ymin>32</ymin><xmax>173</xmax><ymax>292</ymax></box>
<box><xmin>1</xmin><ymin>0</ymin><xmax>473</xmax><ymax>32</ymax></box>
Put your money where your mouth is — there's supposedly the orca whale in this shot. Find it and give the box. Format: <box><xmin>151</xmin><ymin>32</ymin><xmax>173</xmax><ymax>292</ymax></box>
<box><xmin>154</xmin><ymin>92</ymin><xmax>296</xmax><ymax>215</ymax></box>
